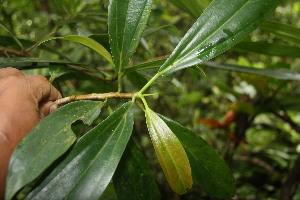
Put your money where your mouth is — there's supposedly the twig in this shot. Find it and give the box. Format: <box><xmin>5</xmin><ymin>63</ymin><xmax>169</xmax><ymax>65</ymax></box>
<box><xmin>55</xmin><ymin>92</ymin><xmax>133</xmax><ymax>105</ymax></box>
<box><xmin>25</xmin><ymin>27</ymin><xmax>57</xmax><ymax>52</ymax></box>
<box><xmin>84</xmin><ymin>71</ymin><xmax>118</xmax><ymax>82</ymax></box>
<box><xmin>64</xmin><ymin>65</ymin><xmax>117</xmax><ymax>82</ymax></box>
<box><xmin>144</xmin><ymin>54</ymin><xmax>169</xmax><ymax>62</ymax></box>
<box><xmin>0</xmin><ymin>46</ymin><xmax>32</xmax><ymax>57</ymax></box>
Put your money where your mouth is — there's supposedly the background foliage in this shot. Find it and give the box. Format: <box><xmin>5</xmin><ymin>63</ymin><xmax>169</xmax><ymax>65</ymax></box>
<box><xmin>1</xmin><ymin>0</ymin><xmax>300</xmax><ymax>199</ymax></box>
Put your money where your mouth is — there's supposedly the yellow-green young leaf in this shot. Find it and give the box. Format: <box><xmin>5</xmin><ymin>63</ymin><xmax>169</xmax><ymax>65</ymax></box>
<box><xmin>145</xmin><ymin>108</ymin><xmax>192</xmax><ymax>194</ymax></box>
<box><xmin>59</xmin><ymin>35</ymin><xmax>113</xmax><ymax>65</ymax></box>
<box><xmin>38</xmin><ymin>35</ymin><xmax>113</xmax><ymax>65</ymax></box>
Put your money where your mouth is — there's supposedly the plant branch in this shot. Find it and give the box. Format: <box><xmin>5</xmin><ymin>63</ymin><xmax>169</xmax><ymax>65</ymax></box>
<box><xmin>55</xmin><ymin>92</ymin><xmax>133</xmax><ymax>105</ymax></box>
<box><xmin>25</xmin><ymin>27</ymin><xmax>57</xmax><ymax>52</ymax></box>
<box><xmin>0</xmin><ymin>46</ymin><xmax>32</xmax><ymax>57</ymax></box>
<box><xmin>65</xmin><ymin>65</ymin><xmax>117</xmax><ymax>82</ymax></box>
<box><xmin>84</xmin><ymin>71</ymin><xmax>117</xmax><ymax>82</ymax></box>
<box><xmin>144</xmin><ymin>54</ymin><xmax>169</xmax><ymax>62</ymax></box>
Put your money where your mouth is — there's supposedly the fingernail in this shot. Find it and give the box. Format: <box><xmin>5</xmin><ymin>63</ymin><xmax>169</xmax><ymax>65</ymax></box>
<box><xmin>50</xmin><ymin>104</ymin><xmax>58</xmax><ymax>113</ymax></box>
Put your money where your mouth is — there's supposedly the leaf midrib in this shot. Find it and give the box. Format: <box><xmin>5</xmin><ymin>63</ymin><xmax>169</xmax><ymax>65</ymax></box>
<box><xmin>162</xmin><ymin>116</ymin><xmax>234</xmax><ymax>196</ymax></box>
<box><xmin>90</xmin><ymin>116</ymin><xmax>129</xmax><ymax>199</ymax></box>
<box><xmin>162</xmin><ymin>0</ymin><xmax>251</xmax><ymax>72</ymax></box>
<box><xmin>64</xmin><ymin>112</ymin><xmax>129</xmax><ymax>199</ymax></box>
<box><xmin>121</xmin><ymin>0</ymin><xmax>149</xmax><ymax>63</ymax></box>
<box><xmin>150</xmin><ymin>116</ymin><xmax>187</xmax><ymax>189</ymax></box>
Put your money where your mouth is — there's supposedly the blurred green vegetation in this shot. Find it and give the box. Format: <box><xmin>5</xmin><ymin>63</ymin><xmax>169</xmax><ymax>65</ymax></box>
<box><xmin>1</xmin><ymin>0</ymin><xmax>300</xmax><ymax>199</ymax></box>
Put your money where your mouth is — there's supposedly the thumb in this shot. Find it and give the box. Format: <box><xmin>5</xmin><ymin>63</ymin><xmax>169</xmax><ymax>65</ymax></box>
<box><xmin>39</xmin><ymin>101</ymin><xmax>59</xmax><ymax>118</ymax></box>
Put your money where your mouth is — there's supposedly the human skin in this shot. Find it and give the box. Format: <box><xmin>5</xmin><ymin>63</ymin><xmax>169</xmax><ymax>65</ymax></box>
<box><xmin>0</xmin><ymin>68</ymin><xmax>61</xmax><ymax>199</ymax></box>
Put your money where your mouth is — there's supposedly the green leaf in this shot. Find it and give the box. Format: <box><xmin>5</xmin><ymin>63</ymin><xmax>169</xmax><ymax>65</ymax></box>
<box><xmin>127</xmin><ymin>58</ymin><xmax>300</xmax><ymax>81</ymax></box>
<box><xmin>145</xmin><ymin>107</ymin><xmax>192</xmax><ymax>194</ymax></box>
<box><xmin>25</xmin><ymin>102</ymin><xmax>134</xmax><ymax>200</ymax></box>
<box><xmin>159</xmin><ymin>114</ymin><xmax>236</xmax><ymax>198</ymax></box>
<box><xmin>108</xmin><ymin>0</ymin><xmax>153</xmax><ymax>73</ymax></box>
<box><xmin>261</xmin><ymin>20</ymin><xmax>300</xmax><ymax>45</ymax></box>
<box><xmin>125</xmin><ymin>59</ymin><xmax>166</xmax><ymax>75</ymax></box>
<box><xmin>38</xmin><ymin>35</ymin><xmax>114</xmax><ymax>65</ymax></box>
<box><xmin>5</xmin><ymin>101</ymin><xmax>104</xmax><ymax>200</ymax></box>
<box><xmin>205</xmin><ymin>61</ymin><xmax>300</xmax><ymax>81</ymax></box>
<box><xmin>159</xmin><ymin>0</ymin><xmax>280</xmax><ymax>76</ymax></box>
<box><xmin>168</xmin><ymin>0</ymin><xmax>210</xmax><ymax>19</ymax></box>
<box><xmin>113</xmin><ymin>139</ymin><xmax>161</xmax><ymax>200</ymax></box>
<box><xmin>235</xmin><ymin>42</ymin><xmax>300</xmax><ymax>58</ymax></box>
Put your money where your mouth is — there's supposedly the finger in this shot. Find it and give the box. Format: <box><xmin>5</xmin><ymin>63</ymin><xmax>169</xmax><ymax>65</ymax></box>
<box><xmin>0</xmin><ymin>67</ymin><xmax>24</xmax><ymax>79</ymax></box>
<box><xmin>26</xmin><ymin>75</ymin><xmax>62</xmax><ymax>102</ymax></box>
<box><xmin>40</xmin><ymin>102</ymin><xmax>59</xmax><ymax>118</ymax></box>
<box><xmin>39</xmin><ymin>101</ymin><xmax>57</xmax><ymax>118</ymax></box>
<box><xmin>50</xmin><ymin>103</ymin><xmax>59</xmax><ymax>113</ymax></box>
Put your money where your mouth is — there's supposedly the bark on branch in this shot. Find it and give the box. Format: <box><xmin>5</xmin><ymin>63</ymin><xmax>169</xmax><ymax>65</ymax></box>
<box><xmin>0</xmin><ymin>46</ymin><xmax>32</xmax><ymax>57</ymax></box>
<box><xmin>55</xmin><ymin>92</ymin><xmax>133</xmax><ymax>105</ymax></box>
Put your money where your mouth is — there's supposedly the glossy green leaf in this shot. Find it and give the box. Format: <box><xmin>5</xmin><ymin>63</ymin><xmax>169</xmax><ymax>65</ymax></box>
<box><xmin>108</xmin><ymin>0</ymin><xmax>153</xmax><ymax>73</ymax></box>
<box><xmin>25</xmin><ymin>102</ymin><xmax>134</xmax><ymax>200</ymax></box>
<box><xmin>5</xmin><ymin>101</ymin><xmax>104</xmax><ymax>200</ymax></box>
<box><xmin>235</xmin><ymin>42</ymin><xmax>300</xmax><ymax>58</ymax></box>
<box><xmin>127</xmin><ymin>58</ymin><xmax>300</xmax><ymax>81</ymax></box>
<box><xmin>113</xmin><ymin>139</ymin><xmax>161</xmax><ymax>200</ymax></box>
<box><xmin>145</xmin><ymin>107</ymin><xmax>192</xmax><ymax>194</ymax></box>
<box><xmin>159</xmin><ymin>114</ymin><xmax>236</xmax><ymax>198</ymax></box>
<box><xmin>261</xmin><ymin>20</ymin><xmax>300</xmax><ymax>45</ymax></box>
<box><xmin>39</xmin><ymin>35</ymin><xmax>114</xmax><ymax>65</ymax></box>
<box><xmin>168</xmin><ymin>0</ymin><xmax>210</xmax><ymax>19</ymax></box>
<box><xmin>205</xmin><ymin>61</ymin><xmax>300</xmax><ymax>81</ymax></box>
<box><xmin>159</xmin><ymin>0</ymin><xmax>280</xmax><ymax>76</ymax></box>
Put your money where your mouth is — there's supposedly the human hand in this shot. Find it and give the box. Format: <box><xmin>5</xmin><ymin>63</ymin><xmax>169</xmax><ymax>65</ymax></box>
<box><xmin>0</xmin><ymin>68</ymin><xmax>61</xmax><ymax>199</ymax></box>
